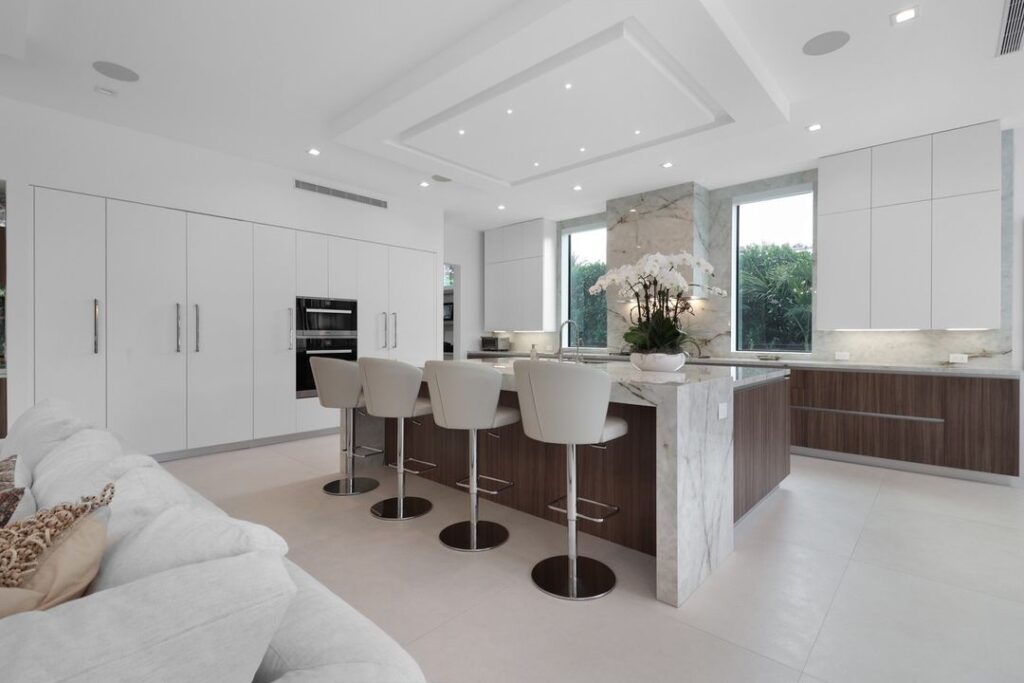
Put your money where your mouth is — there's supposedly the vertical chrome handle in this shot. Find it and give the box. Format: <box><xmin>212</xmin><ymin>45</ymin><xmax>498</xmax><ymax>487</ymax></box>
<box><xmin>194</xmin><ymin>304</ymin><xmax>200</xmax><ymax>352</ymax></box>
<box><xmin>381</xmin><ymin>312</ymin><xmax>389</xmax><ymax>349</ymax></box>
<box><xmin>288</xmin><ymin>307</ymin><xmax>295</xmax><ymax>350</ymax></box>
<box><xmin>176</xmin><ymin>303</ymin><xmax>182</xmax><ymax>353</ymax></box>
<box><xmin>392</xmin><ymin>313</ymin><xmax>398</xmax><ymax>348</ymax></box>
<box><xmin>93</xmin><ymin>299</ymin><xmax>100</xmax><ymax>354</ymax></box>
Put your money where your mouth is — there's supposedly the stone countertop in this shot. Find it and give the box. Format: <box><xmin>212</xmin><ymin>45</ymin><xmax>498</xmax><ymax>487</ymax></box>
<box><xmin>466</xmin><ymin>351</ymin><xmax>1022</xmax><ymax>380</ymax></box>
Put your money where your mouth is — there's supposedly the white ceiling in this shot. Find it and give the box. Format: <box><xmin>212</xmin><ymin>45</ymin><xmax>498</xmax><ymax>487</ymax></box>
<box><xmin>0</xmin><ymin>0</ymin><xmax>1021</xmax><ymax>231</ymax></box>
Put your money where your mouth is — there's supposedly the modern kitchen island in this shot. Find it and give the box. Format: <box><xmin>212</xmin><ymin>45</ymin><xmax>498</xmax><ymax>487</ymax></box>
<box><xmin>383</xmin><ymin>360</ymin><xmax>790</xmax><ymax>607</ymax></box>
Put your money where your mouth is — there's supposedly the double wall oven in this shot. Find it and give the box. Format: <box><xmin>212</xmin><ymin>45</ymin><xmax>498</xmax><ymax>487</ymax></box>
<box><xmin>295</xmin><ymin>297</ymin><xmax>358</xmax><ymax>398</ymax></box>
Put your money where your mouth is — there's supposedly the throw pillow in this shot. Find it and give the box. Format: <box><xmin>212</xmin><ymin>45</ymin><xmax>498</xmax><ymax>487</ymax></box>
<box><xmin>0</xmin><ymin>455</ymin><xmax>15</xmax><ymax>486</ymax></box>
<box><xmin>0</xmin><ymin>456</ymin><xmax>35</xmax><ymax>526</ymax></box>
<box><xmin>0</xmin><ymin>488</ymin><xmax>25</xmax><ymax>527</ymax></box>
<box><xmin>0</xmin><ymin>483</ymin><xmax>114</xmax><ymax>618</ymax></box>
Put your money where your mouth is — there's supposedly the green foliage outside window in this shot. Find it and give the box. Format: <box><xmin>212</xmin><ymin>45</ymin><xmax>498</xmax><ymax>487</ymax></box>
<box><xmin>737</xmin><ymin>243</ymin><xmax>812</xmax><ymax>352</ymax></box>
<box><xmin>568</xmin><ymin>255</ymin><xmax>607</xmax><ymax>348</ymax></box>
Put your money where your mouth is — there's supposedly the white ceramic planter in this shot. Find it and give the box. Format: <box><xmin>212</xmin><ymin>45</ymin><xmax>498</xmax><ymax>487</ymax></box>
<box><xmin>629</xmin><ymin>352</ymin><xmax>686</xmax><ymax>372</ymax></box>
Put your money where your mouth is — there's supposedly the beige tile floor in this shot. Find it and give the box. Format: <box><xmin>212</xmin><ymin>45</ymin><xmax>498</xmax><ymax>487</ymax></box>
<box><xmin>164</xmin><ymin>436</ymin><xmax>1024</xmax><ymax>683</ymax></box>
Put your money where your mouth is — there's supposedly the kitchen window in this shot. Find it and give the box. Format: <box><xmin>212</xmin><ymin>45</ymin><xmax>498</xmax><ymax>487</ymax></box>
<box><xmin>734</xmin><ymin>190</ymin><xmax>814</xmax><ymax>353</ymax></box>
<box><xmin>561</xmin><ymin>221</ymin><xmax>608</xmax><ymax>349</ymax></box>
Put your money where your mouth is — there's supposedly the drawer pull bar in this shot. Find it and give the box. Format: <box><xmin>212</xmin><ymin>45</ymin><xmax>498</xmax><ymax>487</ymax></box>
<box><xmin>791</xmin><ymin>405</ymin><xmax>945</xmax><ymax>424</ymax></box>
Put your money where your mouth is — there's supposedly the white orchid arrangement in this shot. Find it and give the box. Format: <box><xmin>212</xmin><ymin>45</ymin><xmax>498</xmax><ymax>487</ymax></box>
<box><xmin>589</xmin><ymin>251</ymin><xmax>727</xmax><ymax>354</ymax></box>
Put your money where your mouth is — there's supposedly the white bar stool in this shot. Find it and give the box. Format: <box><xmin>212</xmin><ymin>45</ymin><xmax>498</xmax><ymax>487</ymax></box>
<box><xmin>513</xmin><ymin>360</ymin><xmax>628</xmax><ymax>600</ymax></box>
<box><xmin>310</xmin><ymin>357</ymin><xmax>380</xmax><ymax>496</ymax></box>
<box><xmin>424</xmin><ymin>361</ymin><xmax>518</xmax><ymax>552</ymax></box>
<box><xmin>359</xmin><ymin>357</ymin><xmax>436</xmax><ymax>520</ymax></box>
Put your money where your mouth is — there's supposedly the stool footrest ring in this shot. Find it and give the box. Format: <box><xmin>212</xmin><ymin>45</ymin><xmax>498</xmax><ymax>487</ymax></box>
<box><xmin>352</xmin><ymin>445</ymin><xmax>383</xmax><ymax>458</ymax></box>
<box><xmin>456</xmin><ymin>474</ymin><xmax>514</xmax><ymax>496</ymax></box>
<box><xmin>547</xmin><ymin>495</ymin><xmax>620</xmax><ymax>523</ymax></box>
<box><xmin>388</xmin><ymin>457</ymin><xmax>437</xmax><ymax>475</ymax></box>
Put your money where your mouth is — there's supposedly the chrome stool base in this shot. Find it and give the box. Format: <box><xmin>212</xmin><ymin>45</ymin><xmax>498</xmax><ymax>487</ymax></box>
<box><xmin>371</xmin><ymin>496</ymin><xmax>432</xmax><ymax>520</ymax></box>
<box><xmin>439</xmin><ymin>520</ymin><xmax>509</xmax><ymax>552</ymax></box>
<box><xmin>531</xmin><ymin>555</ymin><xmax>616</xmax><ymax>600</ymax></box>
<box><xmin>322</xmin><ymin>477</ymin><xmax>379</xmax><ymax>496</ymax></box>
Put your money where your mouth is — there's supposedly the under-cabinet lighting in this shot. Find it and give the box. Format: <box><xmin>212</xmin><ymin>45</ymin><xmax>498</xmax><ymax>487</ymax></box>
<box><xmin>945</xmin><ymin>328</ymin><xmax>988</xmax><ymax>331</ymax></box>
<box><xmin>834</xmin><ymin>328</ymin><xmax>920</xmax><ymax>332</ymax></box>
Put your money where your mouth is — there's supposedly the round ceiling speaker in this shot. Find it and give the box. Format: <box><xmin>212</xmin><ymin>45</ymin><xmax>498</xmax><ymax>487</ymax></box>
<box><xmin>802</xmin><ymin>31</ymin><xmax>851</xmax><ymax>56</ymax></box>
<box><xmin>92</xmin><ymin>61</ymin><xmax>140</xmax><ymax>82</ymax></box>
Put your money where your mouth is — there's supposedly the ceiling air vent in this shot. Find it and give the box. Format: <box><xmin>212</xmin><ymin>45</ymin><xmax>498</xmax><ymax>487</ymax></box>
<box><xmin>294</xmin><ymin>180</ymin><xmax>387</xmax><ymax>209</ymax></box>
<box><xmin>998</xmin><ymin>0</ymin><xmax>1024</xmax><ymax>55</ymax></box>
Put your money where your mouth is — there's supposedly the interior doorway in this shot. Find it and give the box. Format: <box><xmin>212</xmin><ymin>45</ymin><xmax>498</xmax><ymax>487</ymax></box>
<box><xmin>443</xmin><ymin>263</ymin><xmax>459</xmax><ymax>359</ymax></box>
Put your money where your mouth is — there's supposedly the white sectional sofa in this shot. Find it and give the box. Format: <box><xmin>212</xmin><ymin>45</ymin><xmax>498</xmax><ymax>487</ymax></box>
<box><xmin>0</xmin><ymin>400</ymin><xmax>426</xmax><ymax>683</ymax></box>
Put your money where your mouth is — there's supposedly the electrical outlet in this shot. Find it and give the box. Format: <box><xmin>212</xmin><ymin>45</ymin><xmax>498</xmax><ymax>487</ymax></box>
<box><xmin>718</xmin><ymin>402</ymin><xmax>728</xmax><ymax>420</ymax></box>
<box><xmin>949</xmin><ymin>353</ymin><xmax>969</xmax><ymax>364</ymax></box>
<box><xmin>834</xmin><ymin>351</ymin><xmax>851</xmax><ymax>361</ymax></box>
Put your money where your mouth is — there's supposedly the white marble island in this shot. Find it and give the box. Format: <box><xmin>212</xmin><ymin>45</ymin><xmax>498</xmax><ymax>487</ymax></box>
<box><xmin>474</xmin><ymin>359</ymin><xmax>789</xmax><ymax>606</ymax></box>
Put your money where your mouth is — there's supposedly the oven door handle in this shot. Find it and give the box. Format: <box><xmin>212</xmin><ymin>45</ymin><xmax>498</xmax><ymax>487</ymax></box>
<box><xmin>305</xmin><ymin>308</ymin><xmax>353</xmax><ymax>314</ymax></box>
<box><xmin>303</xmin><ymin>349</ymin><xmax>354</xmax><ymax>355</ymax></box>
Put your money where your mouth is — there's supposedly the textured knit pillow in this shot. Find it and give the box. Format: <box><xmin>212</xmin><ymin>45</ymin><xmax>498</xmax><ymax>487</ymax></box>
<box><xmin>0</xmin><ymin>455</ymin><xmax>16</xmax><ymax>486</ymax></box>
<box><xmin>0</xmin><ymin>483</ymin><xmax>114</xmax><ymax>618</ymax></box>
<box><xmin>0</xmin><ymin>456</ymin><xmax>35</xmax><ymax>526</ymax></box>
<box><xmin>0</xmin><ymin>488</ymin><xmax>26</xmax><ymax>527</ymax></box>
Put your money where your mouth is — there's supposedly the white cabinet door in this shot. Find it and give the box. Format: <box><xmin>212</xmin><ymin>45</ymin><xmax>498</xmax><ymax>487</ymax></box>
<box><xmin>871</xmin><ymin>136</ymin><xmax>932</xmax><ymax>207</ymax></box>
<box><xmin>484</xmin><ymin>262</ymin><xmax>501</xmax><ymax>331</ymax></box>
<box><xmin>253</xmin><ymin>224</ymin><xmax>296</xmax><ymax>439</ymax></box>
<box><xmin>106</xmin><ymin>201</ymin><xmax>187</xmax><ymax>455</ymax></box>
<box><xmin>932</xmin><ymin>122</ymin><xmax>1001</xmax><ymax>199</ymax></box>
<box><xmin>297</xmin><ymin>396</ymin><xmax>338</xmax><ymax>432</ymax></box>
<box><xmin>388</xmin><ymin>247</ymin><xmax>437</xmax><ymax>366</ymax></box>
<box><xmin>870</xmin><ymin>202</ymin><xmax>931</xmax><ymax>329</ymax></box>
<box><xmin>296</xmin><ymin>231</ymin><xmax>329</xmax><ymax>297</ymax></box>
<box><xmin>484</xmin><ymin>228</ymin><xmax>503</xmax><ymax>264</ymax></box>
<box><xmin>932</xmin><ymin>191</ymin><xmax>1001</xmax><ymax>329</ymax></box>
<box><xmin>815</xmin><ymin>209</ymin><xmax>871</xmax><ymax>330</ymax></box>
<box><xmin>502</xmin><ymin>224</ymin><xmax>524</xmax><ymax>261</ymax></box>
<box><xmin>520</xmin><ymin>219</ymin><xmax>545</xmax><ymax>259</ymax></box>
<box><xmin>818</xmin><ymin>149</ymin><xmax>871</xmax><ymax>215</ymax></box>
<box><xmin>356</xmin><ymin>241</ymin><xmax>390</xmax><ymax>359</ymax></box>
<box><xmin>186</xmin><ymin>214</ymin><xmax>253</xmax><ymax>449</ymax></box>
<box><xmin>520</xmin><ymin>257</ymin><xmax>544</xmax><ymax>331</ymax></box>
<box><xmin>33</xmin><ymin>188</ymin><xmax>107</xmax><ymax>427</ymax></box>
<box><xmin>328</xmin><ymin>236</ymin><xmax>359</xmax><ymax>299</ymax></box>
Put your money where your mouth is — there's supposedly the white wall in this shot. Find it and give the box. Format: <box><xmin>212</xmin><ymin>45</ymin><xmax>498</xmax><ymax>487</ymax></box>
<box><xmin>0</xmin><ymin>95</ymin><xmax>444</xmax><ymax>424</ymax></box>
<box><xmin>443</xmin><ymin>221</ymin><xmax>484</xmax><ymax>356</ymax></box>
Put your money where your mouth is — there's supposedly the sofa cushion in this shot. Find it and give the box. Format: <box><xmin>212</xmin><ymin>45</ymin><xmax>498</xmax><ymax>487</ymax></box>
<box><xmin>92</xmin><ymin>504</ymin><xmax>288</xmax><ymax>592</ymax></box>
<box><xmin>254</xmin><ymin>559</ymin><xmax>426</xmax><ymax>683</ymax></box>
<box><xmin>31</xmin><ymin>430</ymin><xmax>150</xmax><ymax>509</ymax></box>
<box><xmin>104</xmin><ymin>466</ymin><xmax>197</xmax><ymax>544</ymax></box>
<box><xmin>1</xmin><ymin>399</ymin><xmax>92</xmax><ymax>484</ymax></box>
<box><xmin>0</xmin><ymin>551</ymin><xmax>297</xmax><ymax>683</ymax></box>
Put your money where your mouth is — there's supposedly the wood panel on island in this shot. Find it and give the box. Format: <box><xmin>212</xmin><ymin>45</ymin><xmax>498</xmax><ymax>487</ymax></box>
<box><xmin>383</xmin><ymin>377</ymin><xmax>791</xmax><ymax>555</ymax></box>
<box><xmin>790</xmin><ymin>369</ymin><xmax>1019</xmax><ymax>476</ymax></box>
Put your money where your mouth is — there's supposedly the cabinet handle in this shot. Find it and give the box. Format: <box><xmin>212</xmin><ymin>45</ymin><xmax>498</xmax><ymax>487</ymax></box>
<box><xmin>288</xmin><ymin>307</ymin><xmax>295</xmax><ymax>350</ymax></box>
<box><xmin>93</xmin><ymin>299</ymin><xmax>100</xmax><ymax>354</ymax></box>
<box><xmin>392</xmin><ymin>313</ymin><xmax>398</xmax><ymax>348</ymax></box>
<box><xmin>194</xmin><ymin>304</ymin><xmax>200</xmax><ymax>352</ymax></box>
<box><xmin>176</xmin><ymin>303</ymin><xmax>182</xmax><ymax>353</ymax></box>
<box><xmin>381</xmin><ymin>312</ymin><xmax>389</xmax><ymax>349</ymax></box>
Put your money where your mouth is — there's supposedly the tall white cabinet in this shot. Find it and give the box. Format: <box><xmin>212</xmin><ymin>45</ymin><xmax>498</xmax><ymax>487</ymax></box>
<box><xmin>33</xmin><ymin>189</ymin><xmax>107</xmax><ymax>427</ymax></box>
<box><xmin>106</xmin><ymin>200</ymin><xmax>188</xmax><ymax>455</ymax></box>
<box><xmin>254</xmin><ymin>224</ymin><xmax>297</xmax><ymax>439</ymax></box>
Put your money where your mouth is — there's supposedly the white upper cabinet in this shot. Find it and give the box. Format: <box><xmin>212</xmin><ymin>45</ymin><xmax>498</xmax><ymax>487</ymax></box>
<box><xmin>817</xmin><ymin>149</ymin><xmax>871</xmax><ymax>215</ymax></box>
<box><xmin>106</xmin><ymin>200</ymin><xmax>188</xmax><ymax>455</ymax></box>
<box><xmin>328</xmin><ymin>236</ymin><xmax>359</xmax><ymax>299</ymax></box>
<box><xmin>33</xmin><ymin>188</ymin><xmax>107</xmax><ymax>427</ymax></box>
<box><xmin>871</xmin><ymin>136</ymin><xmax>932</xmax><ymax>207</ymax></box>
<box><xmin>296</xmin><ymin>231</ymin><xmax>329</xmax><ymax>297</ymax></box>
<box><xmin>816</xmin><ymin>210</ymin><xmax>871</xmax><ymax>330</ymax></box>
<box><xmin>253</xmin><ymin>224</ymin><xmax>296</xmax><ymax>439</ymax></box>
<box><xmin>870</xmin><ymin>202</ymin><xmax>932</xmax><ymax>330</ymax></box>
<box><xmin>484</xmin><ymin>228</ymin><xmax>502</xmax><ymax>264</ymax></box>
<box><xmin>186</xmin><ymin>214</ymin><xmax>254</xmax><ymax>449</ymax></box>
<box><xmin>931</xmin><ymin>191</ymin><xmax>1001</xmax><ymax>330</ymax></box>
<box><xmin>932</xmin><ymin>121</ymin><xmax>1001</xmax><ymax>199</ymax></box>
<box><xmin>501</xmin><ymin>224</ymin><xmax>524</xmax><ymax>261</ymax></box>
<box><xmin>483</xmin><ymin>219</ymin><xmax>557</xmax><ymax>331</ymax></box>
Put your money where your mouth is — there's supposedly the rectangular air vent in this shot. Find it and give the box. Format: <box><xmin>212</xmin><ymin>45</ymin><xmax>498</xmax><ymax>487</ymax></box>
<box><xmin>999</xmin><ymin>0</ymin><xmax>1024</xmax><ymax>55</ymax></box>
<box><xmin>294</xmin><ymin>180</ymin><xmax>387</xmax><ymax>209</ymax></box>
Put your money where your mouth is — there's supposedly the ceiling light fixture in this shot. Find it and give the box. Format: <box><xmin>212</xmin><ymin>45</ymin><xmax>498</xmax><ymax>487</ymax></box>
<box><xmin>564</xmin><ymin>82</ymin><xmax>573</xmax><ymax>90</ymax></box>
<box><xmin>506</xmin><ymin>108</ymin><xmax>514</xmax><ymax>115</ymax></box>
<box><xmin>629</xmin><ymin>208</ymin><xmax>637</xmax><ymax>213</ymax></box>
<box><xmin>458</xmin><ymin>129</ymin><xmax>466</xmax><ymax>135</ymax></box>
<box><xmin>579</xmin><ymin>147</ymin><xmax>587</xmax><ymax>152</ymax></box>
<box><xmin>307</xmin><ymin>148</ymin><xmax>321</xmax><ymax>156</ymax></box>
<box><xmin>661</xmin><ymin>161</ymin><xmax>673</xmax><ymax>169</ymax></box>
<box><xmin>418</xmin><ymin>181</ymin><xmax>430</xmax><ymax>188</ymax></box>
<box><xmin>93</xmin><ymin>85</ymin><xmax>117</xmax><ymax>97</ymax></box>
<box><xmin>891</xmin><ymin>6</ymin><xmax>917</xmax><ymax>24</ymax></box>
<box><xmin>497</xmin><ymin>204</ymin><xmax>507</xmax><ymax>210</ymax></box>
<box><xmin>533</xmin><ymin>162</ymin><xmax>540</xmax><ymax>167</ymax></box>
<box><xmin>572</xmin><ymin>185</ymin><xmax>582</xmax><ymax>192</ymax></box>
<box><xmin>634</xmin><ymin>129</ymin><xmax>641</xmax><ymax>135</ymax></box>
<box><xmin>807</xmin><ymin>123</ymin><xmax>823</xmax><ymax>132</ymax></box>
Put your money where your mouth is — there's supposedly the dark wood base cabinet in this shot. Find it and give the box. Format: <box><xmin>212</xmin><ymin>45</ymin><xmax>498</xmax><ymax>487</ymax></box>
<box><xmin>385</xmin><ymin>381</ymin><xmax>792</xmax><ymax>555</ymax></box>
<box><xmin>791</xmin><ymin>369</ymin><xmax>1019</xmax><ymax>476</ymax></box>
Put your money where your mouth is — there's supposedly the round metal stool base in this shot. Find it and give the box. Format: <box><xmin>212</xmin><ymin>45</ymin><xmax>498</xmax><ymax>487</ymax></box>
<box><xmin>370</xmin><ymin>496</ymin><xmax>432</xmax><ymax>520</ymax></box>
<box><xmin>322</xmin><ymin>477</ymin><xmax>379</xmax><ymax>496</ymax></box>
<box><xmin>531</xmin><ymin>555</ymin><xmax>616</xmax><ymax>600</ymax></box>
<box><xmin>439</xmin><ymin>520</ymin><xmax>509</xmax><ymax>552</ymax></box>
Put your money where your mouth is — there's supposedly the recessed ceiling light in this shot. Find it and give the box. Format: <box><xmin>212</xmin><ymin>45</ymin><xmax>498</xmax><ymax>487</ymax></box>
<box><xmin>564</xmin><ymin>82</ymin><xmax>573</xmax><ymax>90</ymax></box>
<box><xmin>661</xmin><ymin>161</ymin><xmax>673</xmax><ymax>169</ymax></box>
<box><xmin>93</xmin><ymin>85</ymin><xmax>117</xmax><ymax>97</ymax></box>
<box><xmin>458</xmin><ymin>129</ymin><xmax>466</xmax><ymax>136</ymax></box>
<box><xmin>506</xmin><ymin>108</ymin><xmax>514</xmax><ymax>115</ymax></box>
<box><xmin>891</xmin><ymin>6</ymin><xmax>917</xmax><ymax>24</ymax></box>
<box><xmin>92</xmin><ymin>60</ymin><xmax>140</xmax><ymax>82</ymax></box>
<box><xmin>629</xmin><ymin>208</ymin><xmax>637</xmax><ymax>213</ymax></box>
<box><xmin>572</xmin><ymin>185</ymin><xmax>582</xmax><ymax>192</ymax></box>
<box><xmin>802</xmin><ymin>31</ymin><xmax>851</xmax><ymax>56</ymax></box>
<box><xmin>807</xmin><ymin>123</ymin><xmax>823</xmax><ymax>132</ymax></box>
<box><xmin>307</xmin><ymin>148</ymin><xmax>321</xmax><ymax>156</ymax></box>
<box><xmin>533</xmin><ymin>161</ymin><xmax>540</xmax><ymax>167</ymax></box>
<box><xmin>634</xmin><ymin>129</ymin><xmax>641</xmax><ymax>135</ymax></box>
<box><xmin>418</xmin><ymin>181</ymin><xmax>430</xmax><ymax>187</ymax></box>
<box><xmin>497</xmin><ymin>204</ymin><xmax>507</xmax><ymax>211</ymax></box>
<box><xmin>579</xmin><ymin>147</ymin><xmax>587</xmax><ymax>153</ymax></box>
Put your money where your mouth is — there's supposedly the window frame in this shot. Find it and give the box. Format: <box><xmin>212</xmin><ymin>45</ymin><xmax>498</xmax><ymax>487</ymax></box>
<box><xmin>557</xmin><ymin>214</ymin><xmax>609</xmax><ymax>352</ymax></box>
<box><xmin>731</xmin><ymin>184</ymin><xmax>816</xmax><ymax>355</ymax></box>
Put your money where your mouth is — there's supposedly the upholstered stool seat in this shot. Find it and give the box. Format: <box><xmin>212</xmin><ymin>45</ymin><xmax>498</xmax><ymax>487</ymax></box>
<box><xmin>310</xmin><ymin>357</ymin><xmax>379</xmax><ymax>496</ymax></box>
